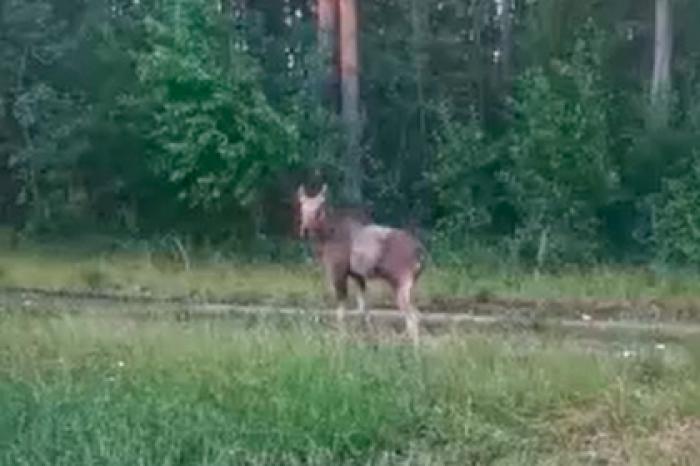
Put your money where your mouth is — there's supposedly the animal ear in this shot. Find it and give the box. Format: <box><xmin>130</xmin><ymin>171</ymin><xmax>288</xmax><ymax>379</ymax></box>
<box><xmin>297</xmin><ymin>184</ymin><xmax>306</xmax><ymax>200</ymax></box>
<box><xmin>318</xmin><ymin>183</ymin><xmax>328</xmax><ymax>200</ymax></box>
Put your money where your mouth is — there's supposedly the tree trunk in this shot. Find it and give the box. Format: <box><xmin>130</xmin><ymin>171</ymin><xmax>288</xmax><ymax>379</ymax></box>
<box><xmin>411</xmin><ymin>0</ymin><xmax>427</xmax><ymax>143</ymax></box>
<box><xmin>650</xmin><ymin>0</ymin><xmax>673</xmax><ymax>129</ymax></box>
<box><xmin>498</xmin><ymin>0</ymin><xmax>513</xmax><ymax>87</ymax></box>
<box><xmin>338</xmin><ymin>0</ymin><xmax>362</xmax><ymax>203</ymax></box>
<box><xmin>17</xmin><ymin>47</ymin><xmax>45</xmax><ymax>224</ymax></box>
<box><xmin>473</xmin><ymin>0</ymin><xmax>486</xmax><ymax>120</ymax></box>
<box><xmin>317</xmin><ymin>0</ymin><xmax>338</xmax><ymax>111</ymax></box>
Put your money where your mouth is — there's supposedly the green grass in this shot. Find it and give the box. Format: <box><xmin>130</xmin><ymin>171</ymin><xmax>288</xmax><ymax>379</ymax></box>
<box><xmin>0</xmin><ymin>248</ymin><xmax>323</xmax><ymax>304</ymax></box>
<box><xmin>2</xmin><ymin>231</ymin><xmax>700</xmax><ymax>316</ymax></box>
<box><xmin>1</xmin><ymin>313</ymin><xmax>699</xmax><ymax>465</ymax></box>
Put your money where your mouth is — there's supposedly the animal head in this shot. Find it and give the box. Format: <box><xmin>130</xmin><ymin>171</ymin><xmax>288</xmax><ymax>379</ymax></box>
<box><xmin>297</xmin><ymin>183</ymin><xmax>328</xmax><ymax>238</ymax></box>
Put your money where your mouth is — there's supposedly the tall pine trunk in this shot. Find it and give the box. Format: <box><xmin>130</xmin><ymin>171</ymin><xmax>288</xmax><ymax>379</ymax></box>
<box><xmin>339</xmin><ymin>0</ymin><xmax>362</xmax><ymax>203</ymax></box>
<box><xmin>317</xmin><ymin>0</ymin><xmax>338</xmax><ymax>111</ymax></box>
<box><xmin>650</xmin><ymin>0</ymin><xmax>673</xmax><ymax>129</ymax></box>
<box><xmin>498</xmin><ymin>0</ymin><xmax>513</xmax><ymax>88</ymax></box>
<box><xmin>411</xmin><ymin>0</ymin><xmax>427</xmax><ymax>148</ymax></box>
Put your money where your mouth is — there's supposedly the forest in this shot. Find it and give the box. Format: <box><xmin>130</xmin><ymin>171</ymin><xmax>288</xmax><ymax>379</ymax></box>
<box><xmin>1</xmin><ymin>0</ymin><xmax>700</xmax><ymax>269</ymax></box>
<box><xmin>3</xmin><ymin>2</ymin><xmax>700</xmax><ymax>464</ymax></box>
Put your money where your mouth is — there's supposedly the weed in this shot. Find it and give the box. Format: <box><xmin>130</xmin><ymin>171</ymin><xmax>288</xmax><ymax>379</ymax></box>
<box><xmin>78</xmin><ymin>266</ymin><xmax>109</xmax><ymax>290</ymax></box>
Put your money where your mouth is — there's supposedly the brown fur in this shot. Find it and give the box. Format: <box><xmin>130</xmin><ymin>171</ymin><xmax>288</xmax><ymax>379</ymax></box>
<box><xmin>297</xmin><ymin>184</ymin><xmax>424</xmax><ymax>342</ymax></box>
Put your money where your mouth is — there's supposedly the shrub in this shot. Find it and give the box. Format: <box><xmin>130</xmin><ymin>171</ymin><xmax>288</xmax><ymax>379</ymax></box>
<box><xmin>653</xmin><ymin>151</ymin><xmax>700</xmax><ymax>266</ymax></box>
<box><xmin>503</xmin><ymin>25</ymin><xmax>616</xmax><ymax>265</ymax></box>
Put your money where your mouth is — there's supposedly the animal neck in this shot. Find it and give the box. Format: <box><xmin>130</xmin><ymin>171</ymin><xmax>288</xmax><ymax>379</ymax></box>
<box><xmin>309</xmin><ymin>208</ymin><xmax>364</xmax><ymax>244</ymax></box>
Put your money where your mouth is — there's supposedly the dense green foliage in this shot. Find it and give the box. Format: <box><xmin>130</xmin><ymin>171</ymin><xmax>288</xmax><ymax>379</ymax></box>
<box><xmin>1</xmin><ymin>315</ymin><xmax>699</xmax><ymax>464</ymax></box>
<box><xmin>1</xmin><ymin>0</ymin><xmax>700</xmax><ymax>267</ymax></box>
<box><xmin>132</xmin><ymin>3</ymin><xmax>297</xmax><ymax>206</ymax></box>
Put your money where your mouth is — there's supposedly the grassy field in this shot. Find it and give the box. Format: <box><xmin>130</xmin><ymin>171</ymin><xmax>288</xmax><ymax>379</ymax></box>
<box><xmin>2</xmin><ymin>233</ymin><xmax>700</xmax><ymax>314</ymax></box>
<box><xmin>2</xmin><ymin>233</ymin><xmax>700</xmax><ymax>463</ymax></box>
<box><xmin>1</xmin><ymin>312</ymin><xmax>699</xmax><ymax>465</ymax></box>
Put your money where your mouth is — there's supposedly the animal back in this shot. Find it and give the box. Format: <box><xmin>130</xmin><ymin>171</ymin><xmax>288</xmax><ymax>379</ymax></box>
<box><xmin>349</xmin><ymin>225</ymin><xmax>392</xmax><ymax>277</ymax></box>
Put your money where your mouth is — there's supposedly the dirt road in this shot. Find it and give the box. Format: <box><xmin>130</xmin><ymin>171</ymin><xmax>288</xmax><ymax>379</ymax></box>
<box><xmin>3</xmin><ymin>286</ymin><xmax>700</xmax><ymax>342</ymax></box>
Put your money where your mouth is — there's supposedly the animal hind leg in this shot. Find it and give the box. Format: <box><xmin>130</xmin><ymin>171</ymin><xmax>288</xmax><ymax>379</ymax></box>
<box><xmin>396</xmin><ymin>277</ymin><xmax>420</xmax><ymax>345</ymax></box>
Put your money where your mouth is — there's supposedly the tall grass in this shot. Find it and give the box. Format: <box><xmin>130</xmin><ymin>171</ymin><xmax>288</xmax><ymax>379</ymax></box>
<box><xmin>3</xmin><ymin>237</ymin><xmax>700</xmax><ymax>310</ymax></box>
<box><xmin>1</xmin><ymin>314</ymin><xmax>698</xmax><ymax>465</ymax></box>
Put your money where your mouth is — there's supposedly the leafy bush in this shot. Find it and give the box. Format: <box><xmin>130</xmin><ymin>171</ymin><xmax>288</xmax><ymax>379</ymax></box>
<box><xmin>429</xmin><ymin>24</ymin><xmax>619</xmax><ymax>267</ymax></box>
<box><xmin>429</xmin><ymin>105</ymin><xmax>503</xmax><ymax>249</ymax></box>
<box><xmin>652</xmin><ymin>151</ymin><xmax>700</xmax><ymax>266</ymax></box>
<box><xmin>122</xmin><ymin>0</ymin><xmax>299</xmax><ymax>213</ymax></box>
<box><xmin>503</xmin><ymin>27</ymin><xmax>616</xmax><ymax>265</ymax></box>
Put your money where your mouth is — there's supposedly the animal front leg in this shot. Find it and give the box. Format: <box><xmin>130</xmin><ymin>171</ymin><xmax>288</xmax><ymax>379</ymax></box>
<box><xmin>332</xmin><ymin>275</ymin><xmax>349</xmax><ymax>330</ymax></box>
<box><xmin>336</xmin><ymin>301</ymin><xmax>347</xmax><ymax>330</ymax></box>
<box><xmin>351</xmin><ymin>274</ymin><xmax>371</xmax><ymax>330</ymax></box>
<box><xmin>405</xmin><ymin>308</ymin><xmax>420</xmax><ymax>345</ymax></box>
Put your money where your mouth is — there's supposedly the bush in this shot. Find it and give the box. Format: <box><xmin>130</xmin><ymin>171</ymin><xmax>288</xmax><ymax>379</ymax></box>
<box><xmin>122</xmin><ymin>0</ymin><xmax>300</xmax><ymax>216</ymax></box>
<box><xmin>503</xmin><ymin>26</ymin><xmax>616</xmax><ymax>266</ymax></box>
<box><xmin>428</xmin><ymin>105</ymin><xmax>503</xmax><ymax>248</ymax></box>
<box><xmin>653</xmin><ymin>151</ymin><xmax>700</xmax><ymax>266</ymax></box>
<box><xmin>427</xmin><ymin>23</ymin><xmax>621</xmax><ymax>268</ymax></box>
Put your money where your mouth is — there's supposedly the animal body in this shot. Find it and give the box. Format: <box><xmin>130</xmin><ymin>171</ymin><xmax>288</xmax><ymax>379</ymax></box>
<box><xmin>297</xmin><ymin>184</ymin><xmax>425</xmax><ymax>343</ymax></box>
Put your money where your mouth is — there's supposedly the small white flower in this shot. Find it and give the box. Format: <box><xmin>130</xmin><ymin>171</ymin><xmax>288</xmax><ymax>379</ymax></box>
<box><xmin>581</xmin><ymin>313</ymin><xmax>592</xmax><ymax>322</ymax></box>
<box><xmin>655</xmin><ymin>343</ymin><xmax>666</xmax><ymax>351</ymax></box>
<box><xmin>117</xmin><ymin>361</ymin><xmax>125</xmax><ymax>368</ymax></box>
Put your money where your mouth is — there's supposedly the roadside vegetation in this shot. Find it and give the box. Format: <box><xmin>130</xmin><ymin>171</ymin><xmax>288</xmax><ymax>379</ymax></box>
<box><xmin>3</xmin><ymin>231</ymin><xmax>700</xmax><ymax>320</ymax></box>
<box><xmin>1</xmin><ymin>314</ymin><xmax>699</xmax><ymax>465</ymax></box>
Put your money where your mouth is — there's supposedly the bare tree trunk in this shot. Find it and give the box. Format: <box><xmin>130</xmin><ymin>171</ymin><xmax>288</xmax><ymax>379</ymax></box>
<box><xmin>473</xmin><ymin>0</ymin><xmax>486</xmax><ymax>120</ymax></box>
<box><xmin>17</xmin><ymin>47</ymin><xmax>45</xmax><ymax>223</ymax></box>
<box><xmin>315</xmin><ymin>0</ymin><xmax>339</xmax><ymax>194</ymax></box>
<box><xmin>498</xmin><ymin>0</ymin><xmax>513</xmax><ymax>87</ymax></box>
<box><xmin>339</xmin><ymin>0</ymin><xmax>362</xmax><ymax>203</ymax></box>
<box><xmin>405</xmin><ymin>0</ymin><xmax>428</xmax><ymax>222</ymax></box>
<box><xmin>411</xmin><ymin>0</ymin><xmax>427</xmax><ymax>140</ymax></box>
<box><xmin>650</xmin><ymin>0</ymin><xmax>673</xmax><ymax>129</ymax></box>
<box><xmin>317</xmin><ymin>0</ymin><xmax>338</xmax><ymax>111</ymax></box>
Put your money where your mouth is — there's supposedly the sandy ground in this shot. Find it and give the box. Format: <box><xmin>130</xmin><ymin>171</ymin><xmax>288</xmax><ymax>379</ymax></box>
<box><xmin>3</xmin><ymin>286</ymin><xmax>700</xmax><ymax>342</ymax></box>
